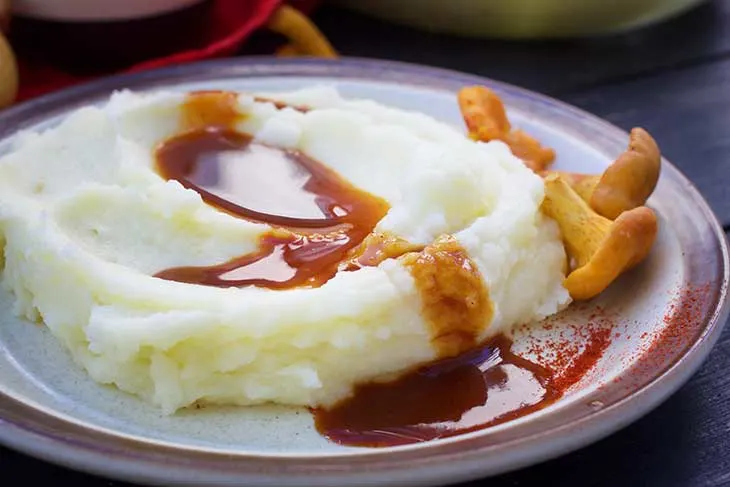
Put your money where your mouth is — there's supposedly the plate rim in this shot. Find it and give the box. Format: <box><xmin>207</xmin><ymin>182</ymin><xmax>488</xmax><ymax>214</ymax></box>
<box><xmin>0</xmin><ymin>56</ymin><xmax>727</xmax><ymax>486</ymax></box>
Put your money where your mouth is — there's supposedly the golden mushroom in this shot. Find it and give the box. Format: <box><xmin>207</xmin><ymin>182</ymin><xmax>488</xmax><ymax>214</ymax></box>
<box><xmin>458</xmin><ymin>85</ymin><xmax>511</xmax><ymax>141</ymax></box>
<box><xmin>541</xmin><ymin>174</ymin><xmax>658</xmax><ymax>301</ymax></box>
<box><xmin>547</xmin><ymin>128</ymin><xmax>661</xmax><ymax>220</ymax></box>
<box><xmin>458</xmin><ymin>85</ymin><xmax>555</xmax><ymax>172</ymax></box>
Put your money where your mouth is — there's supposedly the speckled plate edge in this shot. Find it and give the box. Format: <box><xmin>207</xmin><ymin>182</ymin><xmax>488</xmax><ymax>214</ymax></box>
<box><xmin>0</xmin><ymin>57</ymin><xmax>727</xmax><ymax>486</ymax></box>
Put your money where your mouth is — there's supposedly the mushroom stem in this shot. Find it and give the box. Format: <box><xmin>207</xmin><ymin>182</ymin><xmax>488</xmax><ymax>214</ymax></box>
<box><xmin>542</xmin><ymin>174</ymin><xmax>658</xmax><ymax>300</ymax></box>
<box><xmin>543</xmin><ymin>171</ymin><xmax>598</xmax><ymax>203</ymax></box>
<box><xmin>543</xmin><ymin>128</ymin><xmax>661</xmax><ymax>219</ymax></box>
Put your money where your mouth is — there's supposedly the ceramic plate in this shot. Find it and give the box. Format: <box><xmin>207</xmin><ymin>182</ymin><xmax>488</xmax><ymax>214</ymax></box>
<box><xmin>0</xmin><ymin>58</ymin><xmax>727</xmax><ymax>486</ymax></box>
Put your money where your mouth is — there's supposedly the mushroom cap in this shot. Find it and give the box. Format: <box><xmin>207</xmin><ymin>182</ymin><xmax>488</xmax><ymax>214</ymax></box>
<box><xmin>591</xmin><ymin>128</ymin><xmax>661</xmax><ymax>220</ymax></box>
<box><xmin>564</xmin><ymin>206</ymin><xmax>658</xmax><ymax>300</ymax></box>
<box><xmin>458</xmin><ymin>86</ymin><xmax>511</xmax><ymax>140</ymax></box>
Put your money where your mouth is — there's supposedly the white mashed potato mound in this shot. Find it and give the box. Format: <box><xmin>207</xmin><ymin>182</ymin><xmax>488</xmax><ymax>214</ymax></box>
<box><xmin>0</xmin><ymin>86</ymin><xmax>570</xmax><ymax>413</ymax></box>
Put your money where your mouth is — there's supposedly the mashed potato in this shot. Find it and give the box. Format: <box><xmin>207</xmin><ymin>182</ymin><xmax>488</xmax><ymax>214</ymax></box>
<box><xmin>0</xmin><ymin>87</ymin><xmax>569</xmax><ymax>413</ymax></box>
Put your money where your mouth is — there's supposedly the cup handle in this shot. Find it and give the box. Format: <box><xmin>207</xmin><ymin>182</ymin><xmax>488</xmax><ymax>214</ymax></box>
<box><xmin>0</xmin><ymin>0</ymin><xmax>18</xmax><ymax>109</ymax></box>
<box><xmin>267</xmin><ymin>5</ymin><xmax>337</xmax><ymax>58</ymax></box>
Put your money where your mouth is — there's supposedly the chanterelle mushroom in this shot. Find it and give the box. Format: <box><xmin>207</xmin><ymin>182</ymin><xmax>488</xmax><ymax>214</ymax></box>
<box><xmin>547</xmin><ymin>128</ymin><xmax>661</xmax><ymax>220</ymax></box>
<box><xmin>458</xmin><ymin>86</ymin><xmax>555</xmax><ymax>172</ymax></box>
<box><xmin>541</xmin><ymin>174</ymin><xmax>658</xmax><ymax>301</ymax></box>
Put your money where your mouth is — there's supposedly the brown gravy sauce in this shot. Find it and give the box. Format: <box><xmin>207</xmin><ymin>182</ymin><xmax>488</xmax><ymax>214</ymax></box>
<box><xmin>154</xmin><ymin>92</ymin><xmax>389</xmax><ymax>289</ymax></box>
<box><xmin>313</xmin><ymin>335</ymin><xmax>560</xmax><ymax>447</ymax></box>
<box><xmin>152</xmin><ymin>91</ymin><xmax>566</xmax><ymax>447</ymax></box>
<box><xmin>402</xmin><ymin>235</ymin><xmax>492</xmax><ymax>357</ymax></box>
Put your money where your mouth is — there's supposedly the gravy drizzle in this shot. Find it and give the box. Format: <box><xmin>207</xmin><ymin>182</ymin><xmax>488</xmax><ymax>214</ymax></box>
<box><xmin>154</xmin><ymin>92</ymin><xmax>388</xmax><ymax>288</ymax></box>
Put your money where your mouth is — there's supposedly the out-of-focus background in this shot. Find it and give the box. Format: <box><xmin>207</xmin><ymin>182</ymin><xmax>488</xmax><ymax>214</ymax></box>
<box><xmin>330</xmin><ymin>0</ymin><xmax>707</xmax><ymax>38</ymax></box>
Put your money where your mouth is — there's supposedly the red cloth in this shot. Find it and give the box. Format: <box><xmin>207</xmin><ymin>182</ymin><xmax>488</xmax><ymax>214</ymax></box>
<box><xmin>16</xmin><ymin>0</ymin><xmax>321</xmax><ymax>102</ymax></box>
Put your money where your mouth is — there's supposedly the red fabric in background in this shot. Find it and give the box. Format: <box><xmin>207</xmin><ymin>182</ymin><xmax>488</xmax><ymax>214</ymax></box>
<box><xmin>16</xmin><ymin>0</ymin><xmax>321</xmax><ymax>102</ymax></box>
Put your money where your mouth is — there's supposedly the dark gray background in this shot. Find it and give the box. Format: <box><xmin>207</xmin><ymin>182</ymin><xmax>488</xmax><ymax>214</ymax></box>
<box><xmin>2</xmin><ymin>1</ymin><xmax>730</xmax><ymax>485</ymax></box>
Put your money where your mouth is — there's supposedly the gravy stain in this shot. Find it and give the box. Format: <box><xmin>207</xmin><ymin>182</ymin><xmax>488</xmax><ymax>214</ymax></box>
<box><xmin>404</xmin><ymin>235</ymin><xmax>492</xmax><ymax>356</ymax></box>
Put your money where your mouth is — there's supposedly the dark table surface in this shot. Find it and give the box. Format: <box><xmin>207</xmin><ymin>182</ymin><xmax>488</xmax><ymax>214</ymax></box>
<box><xmin>3</xmin><ymin>1</ymin><xmax>730</xmax><ymax>486</ymax></box>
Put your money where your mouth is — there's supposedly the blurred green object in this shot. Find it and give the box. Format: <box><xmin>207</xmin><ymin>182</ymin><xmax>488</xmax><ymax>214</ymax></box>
<box><xmin>329</xmin><ymin>0</ymin><xmax>707</xmax><ymax>38</ymax></box>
